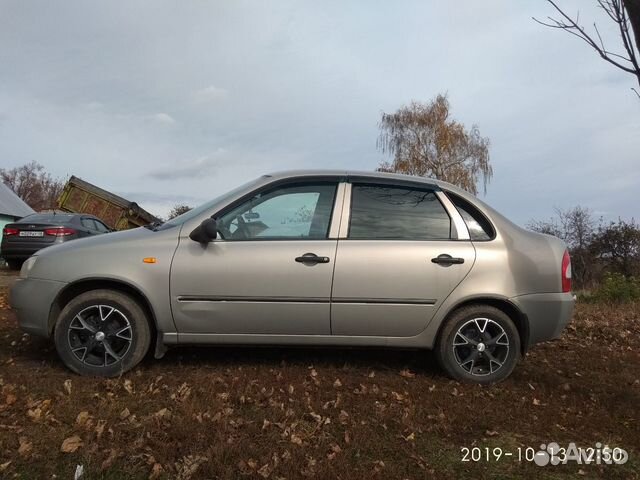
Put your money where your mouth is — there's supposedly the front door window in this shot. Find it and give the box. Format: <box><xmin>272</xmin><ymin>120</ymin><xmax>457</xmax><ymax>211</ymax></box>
<box><xmin>218</xmin><ymin>183</ymin><xmax>337</xmax><ymax>240</ymax></box>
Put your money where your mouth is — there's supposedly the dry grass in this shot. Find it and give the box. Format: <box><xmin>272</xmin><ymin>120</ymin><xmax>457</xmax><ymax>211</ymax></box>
<box><xmin>0</xmin><ymin>269</ymin><xmax>639</xmax><ymax>479</ymax></box>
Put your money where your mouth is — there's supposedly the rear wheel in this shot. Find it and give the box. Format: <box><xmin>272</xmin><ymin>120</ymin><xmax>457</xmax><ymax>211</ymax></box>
<box><xmin>436</xmin><ymin>305</ymin><xmax>520</xmax><ymax>384</ymax></box>
<box><xmin>54</xmin><ymin>289</ymin><xmax>151</xmax><ymax>377</ymax></box>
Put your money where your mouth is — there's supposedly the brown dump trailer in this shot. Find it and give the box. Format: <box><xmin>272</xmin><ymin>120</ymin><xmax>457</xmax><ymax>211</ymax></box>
<box><xmin>57</xmin><ymin>176</ymin><xmax>160</xmax><ymax>230</ymax></box>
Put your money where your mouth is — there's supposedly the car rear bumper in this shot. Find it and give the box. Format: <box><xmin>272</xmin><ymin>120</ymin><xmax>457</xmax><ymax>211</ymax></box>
<box><xmin>1</xmin><ymin>245</ymin><xmax>48</xmax><ymax>259</ymax></box>
<box><xmin>1</xmin><ymin>239</ymin><xmax>61</xmax><ymax>259</ymax></box>
<box><xmin>509</xmin><ymin>292</ymin><xmax>575</xmax><ymax>347</ymax></box>
<box><xmin>9</xmin><ymin>277</ymin><xmax>67</xmax><ymax>338</ymax></box>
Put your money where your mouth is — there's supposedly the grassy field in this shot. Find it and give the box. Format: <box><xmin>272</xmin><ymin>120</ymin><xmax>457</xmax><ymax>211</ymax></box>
<box><xmin>0</xmin><ymin>268</ymin><xmax>638</xmax><ymax>479</ymax></box>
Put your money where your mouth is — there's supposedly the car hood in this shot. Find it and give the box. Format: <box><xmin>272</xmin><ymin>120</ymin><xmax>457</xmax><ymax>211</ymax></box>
<box><xmin>27</xmin><ymin>225</ymin><xmax>182</xmax><ymax>283</ymax></box>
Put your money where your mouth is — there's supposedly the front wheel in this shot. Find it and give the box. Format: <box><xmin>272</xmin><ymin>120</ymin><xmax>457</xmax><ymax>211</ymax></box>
<box><xmin>436</xmin><ymin>305</ymin><xmax>521</xmax><ymax>384</ymax></box>
<box><xmin>54</xmin><ymin>289</ymin><xmax>151</xmax><ymax>376</ymax></box>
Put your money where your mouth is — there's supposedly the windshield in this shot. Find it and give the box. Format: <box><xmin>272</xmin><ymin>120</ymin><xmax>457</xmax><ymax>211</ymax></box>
<box><xmin>155</xmin><ymin>177</ymin><xmax>265</xmax><ymax>231</ymax></box>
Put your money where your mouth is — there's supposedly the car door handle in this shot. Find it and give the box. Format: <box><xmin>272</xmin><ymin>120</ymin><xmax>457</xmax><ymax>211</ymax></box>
<box><xmin>295</xmin><ymin>253</ymin><xmax>330</xmax><ymax>264</ymax></box>
<box><xmin>431</xmin><ymin>254</ymin><xmax>465</xmax><ymax>265</ymax></box>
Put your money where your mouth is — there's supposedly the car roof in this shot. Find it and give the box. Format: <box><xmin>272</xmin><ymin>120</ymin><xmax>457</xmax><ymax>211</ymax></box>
<box><xmin>263</xmin><ymin>169</ymin><xmax>451</xmax><ymax>189</ymax></box>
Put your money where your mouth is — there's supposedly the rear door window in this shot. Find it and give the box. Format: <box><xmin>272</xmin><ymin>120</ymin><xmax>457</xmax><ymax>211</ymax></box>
<box><xmin>93</xmin><ymin>220</ymin><xmax>110</xmax><ymax>233</ymax></box>
<box><xmin>81</xmin><ymin>218</ymin><xmax>96</xmax><ymax>230</ymax></box>
<box><xmin>348</xmin><ymin>184</ymin><xmax>451</xmax><ymax>240</ymax></box>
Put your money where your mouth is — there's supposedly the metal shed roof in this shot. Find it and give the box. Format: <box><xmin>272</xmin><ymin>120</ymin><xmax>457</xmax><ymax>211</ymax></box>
<box><xmin>0</xmin><ymin>182</ymin><xmax>35</xmax><ymax>218</ymax></box>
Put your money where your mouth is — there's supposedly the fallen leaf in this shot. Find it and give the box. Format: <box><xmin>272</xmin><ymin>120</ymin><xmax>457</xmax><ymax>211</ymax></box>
<box><xmin>485</xmin><ymin>430</ymin><xmax>499</xmax><ymax>437</ymax></box>
<box><xmin>101</xmin><ymin>449</ymin><xmax>118</xmax><ymax>470</ymax></box>
<box><xmin>338</xmin><ymin>410</ymin><xmax>350</xmax><ymax>424</ymax></box>
<box><xmin>64</xmin><ymin>379</ymin><xmax>72</xmax><ymax>395</ymax></box>
<box><xmin>533</xmin><ymin>398</ymin><xmax>541</xmax><ymax>406</ymax></box>
<box><xmin>0</xmin><ymin>461</ymin><xmax>11</xmax><ymax>472</ymax></box>
<box><xmin>95</xmin><ymin>420</ymin><xmax>106</xmax><ymax>439</ymax></box>
<box><xmin>76</xmin><ymin>411</ymin><xmax>91</xmax><ymax>427</ymax></box>
<box><xmin>123</xmin><ymin>380</ymin><xmax>134</xmax><ymax>395</ymax></box>
<box><xmin>290</xmin><ymin>433</ymin><xmax>303</xmax><ymax>445</ymax></box>
<box><xmin>399</xmin><ymin>369</ymin><xmax>416</xmax><ymax>378</ymax></box>
<box><xmin>333</xmin><ymin>379</ymin><xmax>342</xmax><ymax>388</ymax></box>
<box><xmin>119</xmin><ymin>408</ymin><xmax>130</xmax><ymax>419</ymax></box>
<box><xmin>153</xmin><ymin>408</ymin><xmax>171</xmax><ymax>419</ymax></box>
<box><xmin>391</xmin><ymin>391</ymin><xmax>405</xmax><ymax>402</ymax></box>
<box><xmin>149</xmin><ymin>463</ymin><xmax>163</xmax><ymax>480</ymax></box>
<box><xmin>257</xmin><ymin>463</ymin><xmax>272</xmax><ymax>478</ymax></box>
<box><xmin>171</xmin><ymin>383</ymin><xmax>191</xmax><ymax>402</ymax></box>
<box><xmin>18</xmin><ymin>437</ymin><xmax>32</xmax><ymax>457</ymax></box>
<box><xmin>61</xmin><ymin>435</ymin><xmax>83</xmax><ymax>453</ymax></box>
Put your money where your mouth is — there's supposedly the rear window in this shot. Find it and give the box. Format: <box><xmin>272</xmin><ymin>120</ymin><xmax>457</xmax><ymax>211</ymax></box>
<box><xmin>18</xmin><ymin>214</ymin><xmax>74</xmax><ymax>224</ymax></box>
<box><xmin>447</xmin><ymin>192</ymin><xmax>495</xmax><ymax>241</ymax></box>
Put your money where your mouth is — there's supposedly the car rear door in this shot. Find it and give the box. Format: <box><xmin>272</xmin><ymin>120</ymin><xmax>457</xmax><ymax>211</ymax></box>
<box><xmin>330</xmin><ymin>182</ymin><xmax>476</xmax><ymax>337</ymax></box>
<box><xmin>170</xmin><ymin>180</ymin><xmax>344</xmax><ymax>335</ymax></box>
<box><xmin>78</xmin><ymin>217</ymin><xmax>98</xmax><ymax>237</ymax></box>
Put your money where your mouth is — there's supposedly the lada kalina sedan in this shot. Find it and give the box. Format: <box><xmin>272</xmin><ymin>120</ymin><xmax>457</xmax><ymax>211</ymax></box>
<box><xmin>9</xmin><ymin>170</ymin><xmax>574</xmax><ymax>383</ymax></box>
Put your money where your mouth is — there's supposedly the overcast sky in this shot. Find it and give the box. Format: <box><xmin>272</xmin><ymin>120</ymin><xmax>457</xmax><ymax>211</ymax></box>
<box><xmin>0</xmin><ymin>0</ymin><xmax>638</xmax><ymax>224</ymax></box>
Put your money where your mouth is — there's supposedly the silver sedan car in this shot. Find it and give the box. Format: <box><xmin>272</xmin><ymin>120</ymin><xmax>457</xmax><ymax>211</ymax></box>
<box><xmin>9</xmin><ymin>170</ymin><xmax>574</xmax><ymax>383</ymax></box>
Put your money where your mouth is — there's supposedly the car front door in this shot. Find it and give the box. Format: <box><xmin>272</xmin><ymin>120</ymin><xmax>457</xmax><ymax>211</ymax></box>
<box><xmin>330</xmin><ymin>182</ymin><xmax>476</xmax><ymax>337</ymax></box>
<box><xmin>170</xmin><ymin>181</ymin><xmax>342</xmax><ymax>335</ymax></box>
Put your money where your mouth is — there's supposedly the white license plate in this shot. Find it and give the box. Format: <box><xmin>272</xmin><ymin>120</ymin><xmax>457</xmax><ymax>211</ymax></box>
<box><xmin>19</xmin><ymin>231</ymin><xmax>44</xmax><ymax>237</ymax></box>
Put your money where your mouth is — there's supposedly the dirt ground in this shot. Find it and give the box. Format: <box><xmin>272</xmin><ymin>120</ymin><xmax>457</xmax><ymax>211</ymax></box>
<box><xmin>0</xmin><ymin>267</ymin><xmax>638</xmax><ymax>479</ymax></box>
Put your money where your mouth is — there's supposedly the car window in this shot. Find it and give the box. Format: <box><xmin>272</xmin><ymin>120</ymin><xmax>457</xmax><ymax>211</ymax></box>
<box><xmin>93</xmin><ymin>220</ymin><xmax>110</xmax><ymax>233</ymax></box>
<box><xmin>349</xmin><ymin>184</ymin><xmax>451</xmax><ymax>240</ymax></box>
<box><xmin>447</xmin><ymin>192</ymin><xmax>495</xmax><ymax>241</ymax></box>
<box><xmin>81</xmin><ymin>218</ymin><xmax>96</xmax><ymax>230</ymax></box>
<box><xmin>218</xmin><ymin>183</ymin><xmax>337</xmax><ymax>240</ymax></box>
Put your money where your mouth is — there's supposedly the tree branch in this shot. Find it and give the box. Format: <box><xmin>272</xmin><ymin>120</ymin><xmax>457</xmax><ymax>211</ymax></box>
<box><xmin>533</xmin><ymin>0</ymin><xmax>640</xmax><ymax>83</ymax></box>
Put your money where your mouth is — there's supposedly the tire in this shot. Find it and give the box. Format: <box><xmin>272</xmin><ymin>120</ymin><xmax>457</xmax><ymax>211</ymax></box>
<box><xmin>6</xmin><ymin>259</ymin><xmax>23</xmax><ymax>271</ymax></box>
<box><xmin>436</xmin><ymin>304</ymin><xmax>521</xmax><ymax>384</ymax></box>
<box><xmin>54</xmin><ymin>289</ymin><xmax>151</xmax><ymax>377</ymax></box>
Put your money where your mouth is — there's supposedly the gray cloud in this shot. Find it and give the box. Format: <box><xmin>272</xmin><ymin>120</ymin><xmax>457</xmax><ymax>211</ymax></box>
<box><xmin>0</xmin><ymin>0</ymin><xmax>637</xmax><ymax>222</ymax></box>
<box><xmin>193</xmin><ymin>85</ymin><xmax>229</xmax><ymax>103</ymax></box>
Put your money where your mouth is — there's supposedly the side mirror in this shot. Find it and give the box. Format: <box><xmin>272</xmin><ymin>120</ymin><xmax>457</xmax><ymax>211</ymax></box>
<box><xmin>189</xmin><ymin>218</ymin><xmax>218</xmax><ymax>243</ymax></box>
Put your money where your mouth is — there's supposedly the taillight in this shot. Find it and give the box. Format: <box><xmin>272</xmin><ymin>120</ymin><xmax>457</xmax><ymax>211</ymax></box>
<box><xmin>2</xmin><ymin>227</ymin><xmax>19</xmax><ymax>237</ymax></box>
<box><xmin>561</xmin><ymin>250</ymin><xmax>571</xmax><ymax>293</ymax></box>
<box><xmin>44</xmin><ymin>227</ymin><xmax>76</xmax><ymax>236</ymax></box>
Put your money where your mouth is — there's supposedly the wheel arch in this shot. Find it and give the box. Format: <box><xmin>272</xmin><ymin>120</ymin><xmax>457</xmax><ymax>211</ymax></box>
<box><xmin>48</xmin><ymin>278</ymin><xmax>158</xmax><ymax>340</ymax></box>
<box><xmin>435</xmin><ymin>296</ymin><xmax>530</xmax><ymax>354</ymax></box>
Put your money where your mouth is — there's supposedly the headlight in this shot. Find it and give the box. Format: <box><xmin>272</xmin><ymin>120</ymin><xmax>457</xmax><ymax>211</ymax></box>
<box><xmin>20</xmin><ymin>256</ymin><xmax>38</xmax><ymax>278</ymax></box>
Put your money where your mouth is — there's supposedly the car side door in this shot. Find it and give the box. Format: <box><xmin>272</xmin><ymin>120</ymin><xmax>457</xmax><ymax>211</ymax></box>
<box><xmin>330</xmin><ymin>182</ymin><xmax>476</xmax><ymax>337</ymax></box>
<box><xmin>79</xmin><ymin>217</ymin><xmax>98</xmax><ymax>237</ymax></box>
<box><xmin>170</xmin><ymin>180</ymin><xmax>344</xmax><ymax>336</ymax></box>
<box><xmin>92</xmin><ymin>219</ymin><xmax>111</xmax><ymax>235</ymax></box>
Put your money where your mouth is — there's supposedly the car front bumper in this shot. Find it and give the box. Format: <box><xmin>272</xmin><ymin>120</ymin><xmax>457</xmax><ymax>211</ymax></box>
<box><xmin>9</xmin><ymin>277</ymin><xmax>67</xmax><ymax>338</ymax></box>
<box><xmin>509</xmin><ymin>292</ymin><xmax>575</xmax><ymax>347</ymax></box>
